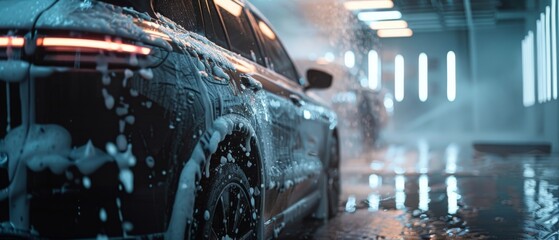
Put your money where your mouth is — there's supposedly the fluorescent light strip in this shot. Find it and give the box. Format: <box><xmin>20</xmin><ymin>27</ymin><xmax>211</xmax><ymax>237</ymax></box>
<box><xmin>553</xmin><ymin>0</ymin><xmax>558</xmax><ymax>99</ymax></box>
<box><xmin>38</xmin><ymin>37</ymin><xmax>151</xmax><ymax>55</ymax></box>
<box><xmin>528</xmin><ymin>31</ymin><xmax>536</xmax><ymax>106</ymax></box>
<box><xmin>546</xmin><ymin>7</ymin><xmax>552</xmax><ymax>101</ymax></box>
<box><xmin>344</xmin><ymin>0</ymin><xmax>394</xmax><ymax>10</ymax></box>
<box><xmin>377</xmin><ymin>28</ymin><xmax>413</xmax><ymax>38</ymax></box>
<box><xmin>394</xmin><ymin>54</ymin><xmax>404</xmax><ymax>102</ymax></box>
<box><xmin>523</xmin><ymin>37</ymin><xmax>529</xmax><ymax>107</ymax></box>
<box><xmin>537</xmin><ymin>18</ymin><xmax>543</xmax><ymax>103</ymax></box>
<box><xmin>368</xmin><ymin>50</ymin><xmax>380</xmax><ymax>90</ymax></box>
<box><xmin>419</xmin><ymin>53</ymin><xmax>428</xmax><ymax>102</ymax></box>
<box><xmin>370</xmin><ymin>20</ymin><xmax>408</xmax><ymax>30</ymax></box>
<box><xmin>523</xmin><ymin>32</ymin><xmax>537</xmax><ymax>107</ymax></box>
<box><xmin>358</xmin><ymin>10</ymin><xmax>402</xmax><ymax>21</ymax></box>
<box><xmin>540</xmin><ymin>13</ymin><xmax>547</xmax><ymax>103</ymax></box>
<box><xmin>345</xmin><ymin>51</ymin><xmax>355</xmax><ymax>68</ymax></box>
<box><xmin>541</xmin><ymin>13</ymin><xmax>547</xmax><ymax>102</ymax></box>
<box><xmin>447</xmin><ymin>51</ymin><xmax>456</xmax><ymax>102</ymax></box>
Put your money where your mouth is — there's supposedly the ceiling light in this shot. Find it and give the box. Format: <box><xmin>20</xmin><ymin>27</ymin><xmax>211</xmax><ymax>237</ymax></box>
<box><xmin>358</xmin><ymin>10</ymin><xmax>402</xmax><ymax>21</ymax></box>
<box><xmin>370</xmin><ymin>20</ymin><xmax>408</xmax><ymax>30</ymax></box>
<box><xmin>344</xmin><ymin>0</ymin><xmax>394</xmax><ymax>11</ymax></box>
<box><xmin>377</xmin><ymin>28</ymin><xmax>413</xmax><ymax>38</ymax></box>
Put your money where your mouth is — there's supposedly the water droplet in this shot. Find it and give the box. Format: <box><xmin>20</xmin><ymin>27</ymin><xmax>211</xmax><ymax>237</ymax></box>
<box><xmin>122</xmin><ymin>221</ymin><xmax>134</xmax><ymax>232</ymax></box>
<box><xmin>145</xmin><ymin>156</ymin><xmax>155</xmax><ymax>168</ymax></box>
<box><xmin>83</xmin><ymin>177</ymin><xmax>92</xmax><ymax>189</ymax></box>
<box><xmin>99</xmin><ymin>208</ymin><xmax>107</xmax><ymax>222</ymax></box>
<box><xmin>116</xmin><ymin>134</ymin><xmax>128</xmax><ymax>151</ymax></box>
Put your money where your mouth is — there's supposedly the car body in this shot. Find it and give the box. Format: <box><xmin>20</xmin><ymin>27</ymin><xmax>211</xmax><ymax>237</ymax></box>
<box><xmin>0</xmin><ymin>0</ymin><xmax>339</xmax><ymax>239</ymax></box>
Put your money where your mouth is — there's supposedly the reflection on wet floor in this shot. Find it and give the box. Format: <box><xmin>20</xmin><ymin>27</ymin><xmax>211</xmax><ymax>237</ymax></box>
<box><xmin>280</xmin><ymin>142</ymin><xmax>559</xmax><ymax>239</ymax></box>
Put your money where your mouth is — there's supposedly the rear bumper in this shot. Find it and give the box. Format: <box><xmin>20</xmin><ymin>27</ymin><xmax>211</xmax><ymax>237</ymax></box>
<box><xmin>0</xmin><ymin>66</ymin><xmax>179</xmax><ymax>237</ymax></box>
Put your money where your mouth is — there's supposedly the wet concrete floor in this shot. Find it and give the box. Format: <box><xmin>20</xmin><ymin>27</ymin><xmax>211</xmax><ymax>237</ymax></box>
<box><xmin>280</xmin><ymin>142</ymin><xmax>559</xmax><ymax>239</ymax></box>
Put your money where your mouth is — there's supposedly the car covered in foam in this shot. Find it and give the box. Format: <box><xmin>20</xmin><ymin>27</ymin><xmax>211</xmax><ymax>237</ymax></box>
<box><xmin>0</xmin><ymin>0</ymin><xmax>339</xmax><ymax>239</ymax></box>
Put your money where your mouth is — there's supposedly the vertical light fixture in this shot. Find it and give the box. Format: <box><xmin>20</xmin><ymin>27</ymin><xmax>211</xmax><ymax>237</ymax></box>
<box><xmin>546</xmin><ymin>7</ymin><xmax>552</xmax><ymax>101</ymax></box>
<box><xmin>537</xmin><ymin>18</ymin><xmax>543</xmax><ymax>103</ymax></box>
<box><xmin>553</xmin><ymin>0</ymin><xmax>558</xmax><ymax>99</ymax></box>
<box><xmin>345</xmin><ymin>51</ymin><xmax>355</xmax><ymax>68</ymax></box>
<box><xmin>523</xmin><ymin>37</ymin><xmax>529</xmax><ymax>106</ymax></box>
<box><xmin>447</xmin><ymin>51</ymin><xmax>456</xmax><ymax>102</ymax></box>
<box><xmin>541</xmin><ymin>13</ymin><xmax>547</xmax><ymax>102</ymax></box>
<box><xmin>368</xmin><ymin>50</ymin><xmax>381</xmax><ymax>89</ymax></box>
<box><xmin>529</xmin><ymin>31</ymin><xmax>536</xmax><ymax>106</ymax></box>
<box><xmin>419</xmin><ymin>53</ymin><xmax>428</xmax><ymax>102</ymax></box>
<box><xmin>523</xmin><ymin>32</ymin><xmax>536</xmax><ymax>107</ymax></box>
<box><xmin>395</xmin><ymin>54</ymin><xmax>404</xmax><ymax>102</ymax></box>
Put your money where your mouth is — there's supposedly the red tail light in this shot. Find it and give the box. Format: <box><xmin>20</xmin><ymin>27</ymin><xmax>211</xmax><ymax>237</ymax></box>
<box><xmin>33</xmin><ymin>36</ymin><xmax>156</xmax><ymax>69</ymax></box>
<box><xmin>37</xmin><ymin>37</ymin><xmax>151</xmax><ymax>55</ymax></box>
<box><xmin>0</xmin><ymin>36</ymin><xmax>24</xmax><ymax>47</ymax></box>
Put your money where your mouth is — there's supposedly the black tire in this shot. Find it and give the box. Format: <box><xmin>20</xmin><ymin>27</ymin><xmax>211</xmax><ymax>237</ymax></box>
<box><xmin>194</xmin><ymin>163</ymin><xmax>257</xmax><ymax>239</ymax></box>
<box><xmin>327</xmin><ymin>136</ymin><xmax>340</xmax><ymax>218</ymax></box>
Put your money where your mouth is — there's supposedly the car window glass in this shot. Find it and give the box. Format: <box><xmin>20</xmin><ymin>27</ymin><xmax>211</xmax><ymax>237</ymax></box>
<box><xmin>154</xmin><ymin>0</ymin><xmax>201</xmax><ymax>33</ymax></box>
<box><xmin>252</xmin><ymin>15</ymin><xmax>299</xmax><ymax>82</ymax></box>
<box><xmin>214</xmin><ymin>0</ymin><xmax>263</xmax><ymax>64</ymax></box>
<box><xmin>203</xmin><ymin>0</ymin><xmax>229</xmax><ymax>48</ymax></box>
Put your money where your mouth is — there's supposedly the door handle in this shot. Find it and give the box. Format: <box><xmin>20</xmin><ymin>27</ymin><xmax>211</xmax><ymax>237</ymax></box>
<box><xmin>289</xmin><ymin>94</ymin><xmax>303</xmax><ymax>107</ymax></box>
<box><xmin>240</xmin><ymin>75</ymin><xmax>262</xmax><ymax>92</ymax></box>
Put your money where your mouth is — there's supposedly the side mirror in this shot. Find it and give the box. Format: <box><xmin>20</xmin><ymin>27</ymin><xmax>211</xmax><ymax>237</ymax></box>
<box><xmin>305</xmin><ymin>69</ymin><xmax>333</xmax><ymax>90</ymax></box>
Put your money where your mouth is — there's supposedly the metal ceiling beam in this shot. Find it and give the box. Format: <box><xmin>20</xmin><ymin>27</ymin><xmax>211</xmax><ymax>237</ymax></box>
<box><xmin>431</xmin><ymin>0</ymin><xmax>448</xmax><ymax>30</ymax></box>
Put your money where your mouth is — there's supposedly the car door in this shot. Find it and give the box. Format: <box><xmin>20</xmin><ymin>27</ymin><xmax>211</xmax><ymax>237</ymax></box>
<box><xmin>248</xmin><ymin>13</ymin><xmax>329</xmax><ymax>213</ymax></box>
<box><xmin>202</xmin><ymin>0</ymin><xmax>299</xmax><ymax>228</ymax></box>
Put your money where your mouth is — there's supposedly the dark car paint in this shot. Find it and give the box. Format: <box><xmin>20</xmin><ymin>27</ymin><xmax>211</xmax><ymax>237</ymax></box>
<box><xmin>0</xmin><ymin>0</ymin><xmax>338</xmax><ymax>238</ymax></box>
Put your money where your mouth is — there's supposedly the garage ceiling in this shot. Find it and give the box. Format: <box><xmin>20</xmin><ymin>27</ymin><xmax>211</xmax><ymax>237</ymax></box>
<box><xmin>394</xmin><ymin>0</ymin><xmax>528</xmax><ymax>32</ymax></box>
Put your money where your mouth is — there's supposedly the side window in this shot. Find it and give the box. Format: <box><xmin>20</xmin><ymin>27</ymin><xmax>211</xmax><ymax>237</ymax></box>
<box><xmin>252</xmin><ymin>15</ymin><xmax>299</xmax><ymax>82</ymax></box>
<box><xmin>214</xmin><ymin>0</ymin><xmax>263</xmax><ymax>64</ymax></box>
<box><xmin>201</xmin><ymin>0</ymin><xmax>228</xmax><ymax>48</ymax></box>
<box><xmin>154</xmin><ymin>0</ymin><xmax>202</xmax><ymax>33</ymax></box>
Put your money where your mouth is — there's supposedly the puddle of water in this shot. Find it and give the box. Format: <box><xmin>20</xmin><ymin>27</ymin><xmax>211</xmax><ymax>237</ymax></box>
<box><xmin>342</xmin><ymin>147</ymin><xmax>559</xmax><ymax>239</ymax></box>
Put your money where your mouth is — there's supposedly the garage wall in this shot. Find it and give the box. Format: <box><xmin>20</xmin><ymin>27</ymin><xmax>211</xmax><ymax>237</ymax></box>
<box><xmin>523</xmin><ymin>0</ymin><xmax>559</xmax><ymax>150</ymax></box>
<box><xmin>379</xmin><ymin>20</ymin><xmax>543</xmax><ymax>145</ymax></box>
<box><xmin>379</xmin><ymin>30</ymin><xmax>473</xmax><ymax>137</ymax></box>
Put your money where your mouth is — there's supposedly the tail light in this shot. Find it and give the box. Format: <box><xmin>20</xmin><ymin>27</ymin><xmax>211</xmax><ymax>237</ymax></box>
<box><xmin>0</xmin><ymin>36</ymin><xmax>25</xmax><ymax>47</ymax></box>
<box><xmin>37</xmin><ymin>37</ymin><xmax>151</xmax><ymax>55</ymax></box>
<box><xmin>34</xmin><ymin>36</ymin><xmax>154</xmax><ymax>70</ymax></box>
<box><xmin>0</xmin><ymin>36</ymin><xmax>25</xmax><ymax>60</ymax></box>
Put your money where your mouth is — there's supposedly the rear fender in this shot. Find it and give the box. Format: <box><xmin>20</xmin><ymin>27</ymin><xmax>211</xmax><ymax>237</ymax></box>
<box><xmin>166</xmin><ymin>114</ymin><xmax>265</xmax><ymax>239</ymax></box>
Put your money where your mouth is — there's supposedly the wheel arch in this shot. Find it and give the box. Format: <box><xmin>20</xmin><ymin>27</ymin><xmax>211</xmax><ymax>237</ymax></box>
<box><xmin>165</xmin><ymin>114</ymin><xmax>265</xmax><ymax>239</ymax></box>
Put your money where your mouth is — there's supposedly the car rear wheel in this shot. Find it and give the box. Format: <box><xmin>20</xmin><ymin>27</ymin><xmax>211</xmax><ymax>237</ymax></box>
<box><xmin>195</xmin><ymin>163</ymin><xmax>256</xmax><ymax>239</ymax></box>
